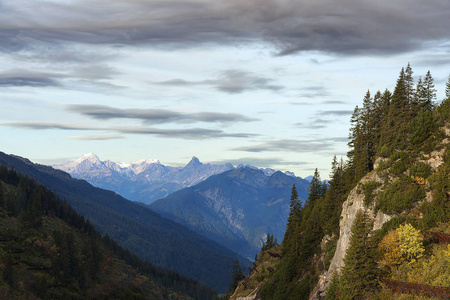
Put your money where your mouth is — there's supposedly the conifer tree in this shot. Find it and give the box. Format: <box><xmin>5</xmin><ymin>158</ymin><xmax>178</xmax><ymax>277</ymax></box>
<box><xmin>262</xmin><ymin>233</ymin><xmax>278</xmax><ymax>251</ymax></box>
<box><xmin>404</xmin><ymin>62</ymin><xmax>415</xmax><ymax>105</ymax></box>
<box><xmin>307</xmin><ymin>168</ymin><xmax>326</xmax><ymax>205</ymax></box>
<box><xmin>380</xmin><ymin>66</ymin><xmax>413</xmax><ymax>149</ymax></box>
<box><xmin>339</xmin><ymin>210</ymin><xmax>379</xmax><ymax>299</ymax></box>
<box><xmin>283</xmin><ymin>184</ymin><xmax>301</xmax><ymax>254</ymax></box>
<box><xmin>446</xmin><ymin>75</ymin><xmax>450</xmax><ymax>100</ymax></box>
<box><xmin>421</xmin><ymin>70</ymin><xmax>436</xmax><ymax>111</ymax></box>
<box><xmin>228</xmin><ymin>258</ymin><xmax>243</xmax><ymax>294</ymax></box>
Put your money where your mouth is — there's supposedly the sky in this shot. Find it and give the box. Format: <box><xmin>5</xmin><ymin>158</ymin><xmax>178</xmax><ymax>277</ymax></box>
<box><xmin>1</xmin><ymin>0</ymin><xmax>450</xmax><ymax>178</ymax></box>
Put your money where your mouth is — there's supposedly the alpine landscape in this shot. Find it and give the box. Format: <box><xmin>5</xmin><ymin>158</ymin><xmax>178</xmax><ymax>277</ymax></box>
<box><xmin>1</xmin><ymin>1</ymin><xmax>450</xmax><ymax>299</ymax></box>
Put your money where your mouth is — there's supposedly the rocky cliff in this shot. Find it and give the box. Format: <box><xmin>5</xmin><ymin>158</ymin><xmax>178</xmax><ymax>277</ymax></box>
<box><xmin>312</xmin><ymin>124</ymin><xmax>449</xmax><ymax>299</ymax></box>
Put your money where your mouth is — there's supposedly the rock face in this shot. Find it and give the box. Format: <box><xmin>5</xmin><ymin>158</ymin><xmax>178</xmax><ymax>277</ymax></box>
<box><xmin>313</xmin><ymin>167</ymin><xmax>392</xmax><ymax>299</ymax></box>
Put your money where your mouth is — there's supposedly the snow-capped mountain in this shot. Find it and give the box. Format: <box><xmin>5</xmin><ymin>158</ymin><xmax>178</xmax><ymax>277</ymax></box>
<box><xmin>54</xmin><ymin>154</ymin><xmax>299</xmax><ymax>204</ymax></box>
<box><xmin>54</xmin><ymin>154</ymin><xmax>234</xmax><ymax>204</ymax></box>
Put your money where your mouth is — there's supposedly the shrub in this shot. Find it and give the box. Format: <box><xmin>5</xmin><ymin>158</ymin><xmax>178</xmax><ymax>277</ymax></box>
<box><xmin>376</xmin><ymin>182</ymin><xmax>426</xmax><ymax>214</ymax></box>
<box><xmin>361</xmin><ymin>181</ymin><xmax>382</xmax><ymax>207</ymax></box>
<box><xmin>397</xmin><ymin>223</ymin><xmax>424</xmax><ymax>262</ymax></box>
<box><xmin>410</xmin><ymin>162</ymin><xmax>432</xmax><ymax>179</ymax></box>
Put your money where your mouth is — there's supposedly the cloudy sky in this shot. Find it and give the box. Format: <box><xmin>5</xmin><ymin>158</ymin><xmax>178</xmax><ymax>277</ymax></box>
<box><xmin>1</xmin><ymin>0</ymin><xmax>450</xmax><ymax>178</ymax></box>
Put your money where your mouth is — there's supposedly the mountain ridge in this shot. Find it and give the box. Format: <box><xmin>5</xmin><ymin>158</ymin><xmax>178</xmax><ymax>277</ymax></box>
<box><xmin>54</xmin><ymin>153</ymin><xmax>298</xmax><ymax>204</ymax></box>
<box><xmin>0</xmin><ymin>151</ymin><xmax>250</xmax><ymax>293</ymax></box>
<box><xmin>150</xmin><ymin>167</ymin><xmax>311</xmax><ymax>258</ymax></box>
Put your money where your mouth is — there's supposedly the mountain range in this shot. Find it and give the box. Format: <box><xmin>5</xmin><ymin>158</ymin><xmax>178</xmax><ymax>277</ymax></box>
<box><xmin>150</xmin><ymin>167</ymin><xmax>311</xmax><ymax>258</ymax></box>
<box><xmin>0</xmin><ymin>152</ymin><xmax>250</xmax><ymax>292</ymax></box>
<box><xmin>54</xmin><ymin>153</ymin><xmax>311</xmax><ymax>258</ymax></box>
<box><xmin>54</xmin><ymin>153</ymin><xmax>296</xmax><ymax>204</ymax></box>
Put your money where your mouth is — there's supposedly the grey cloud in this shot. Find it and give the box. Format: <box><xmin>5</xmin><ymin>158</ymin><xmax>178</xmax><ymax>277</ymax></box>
<box><xmin>414</xmin><ymin>55</ymin><xmax>450</xmax><ymax>67</ymax></box>
<box><xmin>298</xmin><ymin>86</ymin><xmax>330</xmax><ymax>98</ymax></box>
<box><xmin>322</xmin><ymin>100</ymin><xmax>347</xmax><ymax>105</ymax></box>
<box><xmin>2</xmin><ymin>122</ymin><xmax>96</xmax><ymax>131</ymax></box>
<box><xmin>320</xmin><ymin>110</ymin><xmax>353</xmax><ymax>116</ymax></box>
<box><xmin>233</xmin><ymin>139</ymin><xmax>335</xmax><ymax>153</ymax></box>
<box><xmin>0</xmin><ymin>69</ymin><xmax>63</xmax><ymax>87</ymax></box>
<box><xmin>65</xmin><ymin>134</ymin><xmax>125</xmax><ymax>140</ymax></box>
<box><xmin>214</xmin><ymin>70</ymin><xmax>283</xmax><ymax>93</ymax></box>
<box><xmin>156</xmin><ymin>69</ymin><xmax>282</xmax><ymax>94</ymax></box>
<box><xmin>3</xmin><ymin>0</ymin><xmax>446</xmax><ymax>56</ymax></box>
<box><xmin>68</xmin><ymin>104</ymin><xmax>258</xmax><ymax>124</ymax></box>
<box><xmin>295</xmin><ymin>118</ymin><xmax>329</xmax><ymax>130</ymax></box>
<box><xmin>0</xmin><ymin>77</ymin><xmax>60</xmax><ymax>87</ymax></box>
<box><xmin>0</xmin><ymin>67</ymin><xmax>120</xmax><ymax>89</ymax></box>
<box><xmin>2</xmin><ymin>121</ymin><xmax>256</xmax><ymax>140</ymax></box>
<box><xmin>111</xmin><ymin>126</ymin><xmax>256</xmax><ymax>139</ymax></box>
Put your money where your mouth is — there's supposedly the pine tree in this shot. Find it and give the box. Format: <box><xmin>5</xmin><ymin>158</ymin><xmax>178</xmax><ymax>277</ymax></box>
<box><xmin>228</xmin><ymin>258</ymin><xmax>243</xmax><ymax>294</ymax></box>
<box><xmin>307</xmin><ymin>168</ymin><xmax>326</xmax><ymax>205</ymax></box>
<box><xmin>339</xmin><ymin>210</ymin><xmax>379</xmax><ymax>299</ymax></box>
<box><xmin>380</xmin><ymin>66</ymin><xmax>413</xmax><ymax>150</ymax></box>
<box><xmin>446</xmin><ymin>75</ymin><xmax>450</xmax><ymax>100</ymax></box>
<box><xmin>283</xmin><ymin>184</ymin><xmax>301</xmax><ymax>254</ymax></box>
<box><xmin>404</xmin><ymin>62</ymin><xmax>415</xmax><ymax>106</ymax></box>
<box><xmin>421</xmin><ymin>70</ymin><xmax>436</xmax><ymax>111</ymax></box>
<box><xmin>262</xmin><ymin>233</ymin><xmax>278</xmax><ymax>251</ymax></box>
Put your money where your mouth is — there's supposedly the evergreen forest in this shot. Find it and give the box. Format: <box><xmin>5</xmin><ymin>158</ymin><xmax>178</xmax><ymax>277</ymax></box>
<box><xmin>229</xmin><ymin>64</ymin><xmax>450</xmax><ymax>299</ymax></box>
<box><xmin>0</xmin><ymin>166</ymin><xmax>217</xmax><ymax>299</ymax></box>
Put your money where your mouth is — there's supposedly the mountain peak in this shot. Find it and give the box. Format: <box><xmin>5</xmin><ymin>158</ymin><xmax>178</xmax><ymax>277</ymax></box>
<box><xmin>78</xmin><ymin>153</ymin><xmax>100</xmax><ymax>163</ymax></box>
<box><xmin>186</xmin><ymin>156</ymin><xmax>202</xmax><ymax>168</ymax></box>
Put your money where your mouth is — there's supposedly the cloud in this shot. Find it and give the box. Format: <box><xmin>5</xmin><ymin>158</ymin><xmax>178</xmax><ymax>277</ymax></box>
<box><xmin>1</xmin><ymin>0</ymin><xmax>449</xmax><ymax>56</ymax></box>
<box><xmin>111</xmin><ymin>126</ymin><xmax>257</xmax><ymax>139</ymax></box>
<box><xmin>2</xmin><ymin>121</ymin><xmax>256</xmax><ymax>140</ymax></box>
<box><xmin>65</xmin><ymin>134</ymin><xmax>125</xmax><ymax>140</ymax></box>
<box><xmin>156</xmin><ymin>69</ymin><xmax>282</xmax><ymax>94</ymax></box>
<box><xmin>298</xmin><ymin>86</ymin><xmax>330</xmax><ymax>98</ymax></box>
<box><xmin>0</xmin><ymin>69</ymin><xmax>63</xmax><ymax>87</ymax></box>
<box><xmin>2</xmin><ymin>121</ymin><xmax>96</xmax><ymax>131</ymax></box>
<box><xmin>233</xmin><ymin>136</ymin><xmax>349</xmax><ymax>153</ymax></box>
<box><xmin>67</xmin><ymin>104</ymin><xmax>258</xmax><ymax>124</ymax></box>
<box><xmin>295</xmin><ymin>118</ymin><xmax>329</xmax><ymax>130</ymax></box>
<box><xmin>0</xmin><ymin>67</ymin><xmax>121</xmax><ymax>89</ymax></box>
<box><xmin>233</xmin><ymin>138</ymin><xmax>336</xmax><ymax>153</ymax></box>
<box><xmin>320</xmin><ymin>110</ymin><xmax>353</xmax><ymax>116</ymax></box>
<box><xmin>322</xmin><ymin>100</ymin><xmax>347</xmax><ymax>105</ymax></box>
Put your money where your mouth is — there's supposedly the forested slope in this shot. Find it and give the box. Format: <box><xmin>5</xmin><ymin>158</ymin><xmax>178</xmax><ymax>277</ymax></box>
<box><xmin>0</xmin><ymin>166</ymin><xmax>217</xmax><ymax>299</ymax></box>
<box><xmin>230</xmin><ymin>65</ymin><xmax>450</xmax><ymax>300</ymax></box>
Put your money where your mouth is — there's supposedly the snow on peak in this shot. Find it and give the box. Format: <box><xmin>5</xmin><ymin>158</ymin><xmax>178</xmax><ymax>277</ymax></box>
<box><xmin>131</xmin><ymin>159</ymin><xmax>160</xmax><ymax>165</ymax></box>
<box><xmin>78</xmin><ymin>153</ymin><xmax>100</xmax><ymax>163</ymax></box>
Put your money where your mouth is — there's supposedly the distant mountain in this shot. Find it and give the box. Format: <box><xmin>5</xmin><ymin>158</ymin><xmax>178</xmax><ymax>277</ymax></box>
<box><xmin>0</xmin><ymin>152</ymin><xmax>250</xmax><ymax>293</ymax></box>
<box><xmin>54</xmin><ymin>154</ymin><xmax>235</xmax><ymax>204</ymax></box>
<box><xmin>150</xmin><ymin>167</ymin><xmax>311</xmax><ymax>259</ymax></box>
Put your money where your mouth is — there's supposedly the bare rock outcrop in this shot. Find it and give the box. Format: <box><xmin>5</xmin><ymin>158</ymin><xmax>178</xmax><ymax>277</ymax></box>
<box><xmin>312</xmin><ymin>167</ymin><xmax>391</xmax><ymax>299</ymax></box>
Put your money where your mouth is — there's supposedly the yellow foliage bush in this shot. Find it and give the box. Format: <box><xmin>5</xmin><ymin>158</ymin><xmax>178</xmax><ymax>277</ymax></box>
<box><xmin>379</xmin><ymin>229</ymin><xmax>405</xmax><ymax>268</ymax></box>
<box><xmin>405</xmin><ymin>245</ymin><xmax>450</xmax><ymax>287</ymax></box>
<box><xmin>398</xmin><ymin>223</ymin><xmax>424</xmax><ymax>262</ymax></box>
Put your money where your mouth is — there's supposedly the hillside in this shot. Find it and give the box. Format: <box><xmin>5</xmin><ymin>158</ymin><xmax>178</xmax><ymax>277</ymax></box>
<box><xmin>229</xmin><ymin>66</ymin><xmax>450</xmax><ymax>299</ymax></box>
<box><xmin>0</xmin><ymin>166</ymin><xmax>217</xmax><ymax>299</ymax></box>
<box><xmin>0</xmin><ymin>152</ymin><xmax>250</xmax><ymax>293</ymax></box>
<box><xmin>150</xmin><ymin>167</ymin><xmax>310</xmax><ymax>259</ymax></box>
